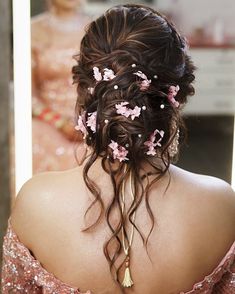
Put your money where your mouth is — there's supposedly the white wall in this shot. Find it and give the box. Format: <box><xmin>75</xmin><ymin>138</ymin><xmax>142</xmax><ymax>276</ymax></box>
<box><xmin>157</xmin><ymin>0</ymin><xmax>235</xmax><ymax>40</ymax></box>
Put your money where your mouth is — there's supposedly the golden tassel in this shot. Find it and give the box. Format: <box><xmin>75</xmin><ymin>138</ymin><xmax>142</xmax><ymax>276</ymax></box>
<box><xmin>122</xmin><ymin>266</ymin><xmax>134</xmax><ymax>287</ymax></box>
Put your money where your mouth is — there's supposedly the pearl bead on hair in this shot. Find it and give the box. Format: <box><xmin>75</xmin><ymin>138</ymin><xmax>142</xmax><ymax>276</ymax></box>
<box><xmin>160</xmin><ymin>104</ymin><xmax>165</xmax><ymax>109</ymax></box>
<box><xmin>114</xmin><ymin>85</ymin><xmax>118</xmax><ymax>89</ymax></box>
<box><xmin>131</xmin><ymin>64</ymin><xmax>137</xmax><ymax>68</ymax></box>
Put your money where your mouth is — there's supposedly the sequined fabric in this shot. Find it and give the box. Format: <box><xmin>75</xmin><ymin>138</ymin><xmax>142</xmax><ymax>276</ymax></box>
<box><xmin>1</xmin><ymin>220</ymin><xmax>92</xmax><ymax>294</ymax></box>
<box><xmin>31</xmin><ymin>13</ymin><xmax>88</xmax><ymax>173</ymax></box>
<box><xmin>1</xmin><ymin>220</ymin><xmax>235</xmax><ymax>294</ymax></box>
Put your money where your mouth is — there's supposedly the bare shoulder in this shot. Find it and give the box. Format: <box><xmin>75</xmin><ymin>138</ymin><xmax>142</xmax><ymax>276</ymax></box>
<box><xmin>169</xmin><ymin>164</ymin><xmax>235</xmax><ymax>252</ymax></box>
<box><xmin>10</xmin><ymin>167</ymin><xmax>83</xmax><ymax>248</ymax></box>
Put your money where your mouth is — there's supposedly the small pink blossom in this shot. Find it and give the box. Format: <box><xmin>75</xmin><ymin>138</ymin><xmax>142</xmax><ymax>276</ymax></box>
<box><xmin>133</xmin><ymin>71</ymin><xmax>151</xmax><ymax>91</ymax></box>
<box><xmin>93</xmin><ymin>67</ymin><xmax>102</xmax><ymax>81</ymax></box>
<box><xmin>86</xmin><ymin>111</ymin><xmax>97</xmax><ymax>133</ymax></box>
<box><xmin>115</xmin><ymin>102</ymin><xmax>129</xmax><ymax>117</ymax></box>
<box><xmin>130</xmin><ymin>106</ymin><xmax>141</xmax><ymax>120</ymax></box>
<box><xmin>115</xmin><ymin>102</ymin><xmax>141</xmax><ymax>120</ymax></box>
<box><xmin>167</xmin><ymin>85</ymin><xmax>180</xmax><ymax>108</ymax></box>
<box><xmin>103</xmin><ymin>68</ymin><xmax>116</xmax><ymax>81</ymax></box>
<box><xmin>75</xmin><ymin>114</ymin><xmax>87</xmax><ymax>138</ymax></box>
<box><xmin>144</xmin><ymin>129</ymin><xmax>165</xmax><ymax>156</ymax></box>
<box><xmin>108</xmin><ymin>140</ymin><xmax>129</xmax><ymax>162</ymax></box>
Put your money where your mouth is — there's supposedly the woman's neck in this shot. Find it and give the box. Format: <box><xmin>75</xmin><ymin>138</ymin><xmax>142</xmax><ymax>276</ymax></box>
<box><xmin>50</xmin><ymin>7</ymin><xmax>78</xmax><ymax>21</ymax></box>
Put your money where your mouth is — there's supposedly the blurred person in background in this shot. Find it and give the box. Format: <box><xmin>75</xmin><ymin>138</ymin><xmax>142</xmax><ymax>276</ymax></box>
<box><xmin>32</xmin><ymin>0</ymin><xmax>90</xmax><ymax>173</ymax></box>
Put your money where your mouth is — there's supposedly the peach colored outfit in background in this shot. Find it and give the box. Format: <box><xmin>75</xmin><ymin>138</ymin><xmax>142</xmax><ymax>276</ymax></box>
<box><xmin>31</xmin><ymin>13</ymin><xmax>88</xmax><ymax>173</ymax></box>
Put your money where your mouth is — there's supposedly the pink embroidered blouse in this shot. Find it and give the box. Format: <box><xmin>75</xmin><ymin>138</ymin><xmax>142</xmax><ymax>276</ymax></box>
<box><xmin>1</xmin><ymin>219</ymin><xmax>235</xmax><ymax>293</ymax></box>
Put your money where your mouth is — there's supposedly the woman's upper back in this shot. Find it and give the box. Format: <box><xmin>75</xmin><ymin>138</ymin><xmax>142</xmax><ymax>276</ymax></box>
<box><xmin>6</xmin><ymin>162</ymin><xmax>235</xmax><ymax>294</ymax></box>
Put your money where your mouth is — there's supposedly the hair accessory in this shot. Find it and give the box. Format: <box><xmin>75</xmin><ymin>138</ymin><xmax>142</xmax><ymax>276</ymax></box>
<box><xmin>88</xmin><ymin>87</ymin><xmax>94</xmax><ymax>95</ymax></box>
<box><xmin>75</xmin><ymin>111</ymin><xmax>97</xmax><ymax>136</ymax></box>
<box><xmin>103</xmin><ymin>68</ymin><xmax>116</xmax><ymax>80</ymax></box>
<box><xmin>93</xmin><ymin>66</ymin><xmax>116</xmax><ymax>82</ymax></box>
<box><xmin>108</xmin><ymin>140</ymin><xmax>129</xmax><ymax>162</ymax></box>
<box><xmin>138</xmin><ymin>134</ymin><xmax>142</xmax><ymax>138</ymax></box>
<box><xmin>153</xmin><ymin>75</ymin><xmax>158</xmax><ymax>79</ymax></box>
<box><xmin>75</xmin><ymin>113</ymin><xmax>88</xmax><ymax>139</ymax></box>
<box><xmin>133</xmin><ymin>71</ymin><xmax>151</xmax><ymax>91</ymax></box>
<box><xmin>93</xmin><ymin>66</ymin><xmax>102</xmax><ymax>81</ymax></box>
<box><xmin>131</xmin><ymin>63</ymin><xmax>137</xmax><ymax>68</ymax></box>
<box><xmin>144</xmin><ymin>129</ymin><xmax>164</xmax><ymax>156</ymax></box>
<box><xmin>115</xmin><ymin>102</ymin><xmax>141</xmax><ymax>120</ymax></box>
<box><xmin>114</xmin><ymin>85</ymin><xmax>119</xmax><ymax>90</ymax></box>
<box><xmin>121</xmin><ymin>168</ymin><xmax>135</xmax><ymax>288</ymax></box>
<box><xmin>142</xmin><ymin>106</ymin><xmax>146</xmax><ymax>110</ymax></box>
<box><xmin>167</xmin><ymin>85</ymin><xmax>180</xmax><ymax>108</ymax></box>
<box><xmin>169</xmin><ymin>121</ymin><xmax>180</xmax><ymax>157</ymax></box>
<box><xmin>160</xmin><ymin>104</ymin><xmax>165</xmax><ymax>109</ymax></box>
<box><xmin>86</xmin><ymin>111</ymin><xmax>97</xmax><ymax>133</ymax></box>
<box><xmin>104</xmin><ymin>119</ymin><xmax>109</xmax><ymax>124</ymax></box>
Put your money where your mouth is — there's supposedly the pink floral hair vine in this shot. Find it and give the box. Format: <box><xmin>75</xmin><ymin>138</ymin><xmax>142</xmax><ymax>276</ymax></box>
<box><xmin>88</xmin><ymin>66</ymin><xmax>117</xmax><ymax>94</ymax></box>
<box><xmin>133</xmin><ymin>71</ymin><xmax>151</xmax><ymax>91</ymax></box>
<box><xmin>75</xmin><ymin>111</ymin><xmax>97</xmax><ymax>137</ymax></box>
<box><xmin>144</xmin><ymin>129</ymin><xmax>165</xmax><ymax>156</ymax></box>
<box><xmin>115</xmin><ymin>102</ymin><xmax>144</xmax><ymax>120</ymax></box>
<box><xmin>109</xmin><ymin>140</ymin><xmax>129</xmax><ymax>162</ymax></box>
<box><xmin>167</xmin><ymin>85</ymin><xmax>180</xmax><ymax>108</ymax></box>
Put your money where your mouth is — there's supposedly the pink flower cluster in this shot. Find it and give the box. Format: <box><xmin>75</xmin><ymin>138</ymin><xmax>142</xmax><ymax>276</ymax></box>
<box><xmin>108</xmin><ymin>140</ymin><xmax>129</xmax><ymax>162</ymax></box>
<box><xmin>75</xmin><ymin>111</ymin><xmax>97</xmax><ymax>136</ymax></box>
<box><xmin>133</xmin><ymin>71</ymin><xmax>152</xmax><ymax>90</ymax></box>
<box><xmin>93</xmin><ymin>67</ymin><xmax>116</xmax><ymax>82</ymax></box>
<box><xmin>89</xmin><ymin>67</ymin><xmax>117</xmax><ymax>95</ymax></box>
<box><xmin>144</xmin><ymin>129</ymin><xmax>165</xmax><ymax>156</ymax></box>
<box><xmin>167</xmin><ymin>85</ymin><xmax>180</xmax><ymax>108</ymax></box>
<box><xmin>115</xmin><ymin>102</ymin><xmax>142</xmax><ymax>120</ymax></box>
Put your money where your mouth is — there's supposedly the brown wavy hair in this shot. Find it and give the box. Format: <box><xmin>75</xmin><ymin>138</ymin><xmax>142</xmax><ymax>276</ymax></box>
<box><xmin>72</xmin><ymin>4</ymin><xmax>195</xmax><ymax>292</ymax></box>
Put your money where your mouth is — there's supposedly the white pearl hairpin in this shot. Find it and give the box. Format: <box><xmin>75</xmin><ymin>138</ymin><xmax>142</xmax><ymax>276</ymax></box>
<box><xmin>138</xmin><ymin>134</ymin><xmax>142</xmax><ymax>138</ymax></box>
<box><xmin>131</xmin><ymin>64</ymin><xmax>137</xmax><ymax>68</ymax></box>
<box><xmin>142</xmin><ymin>106</ymin><xmax>146</xmax><ymax>110</ymax></box>
<box><xmin>154</xmin><ymin>75</ymin><xmax>158</xmax><ymax>79</ymax></box>
<box><xmin>125</xmin><ymin>143</ymin><xmax>129</xmax><ymax>148</ymax></box>
<box><xmin>114</xmin><ymin>85</ymin><xmax>119</xmax><ymax>90</ymax></box>
<box><xmin>104</xmin><ymin>119</ymin><xmax>109</xmax><ymax>124</ymax></box>
<box><xmin>160</xmin><ymin>104</ymin><xmax>165</xmax><ymax>109</ymax></box>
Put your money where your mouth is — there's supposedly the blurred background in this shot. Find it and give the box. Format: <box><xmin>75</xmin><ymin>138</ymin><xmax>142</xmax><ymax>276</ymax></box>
<box><xmin>0</xmin><ymin>0</ymin><xmax>235</xmax><ymax>269</ymax></box>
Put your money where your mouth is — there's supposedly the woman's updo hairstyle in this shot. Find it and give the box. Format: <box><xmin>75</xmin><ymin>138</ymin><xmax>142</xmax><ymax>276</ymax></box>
<box><xmin>72</xmin><ymin>4</ymin><xmax>195</xmax><ymax>291</ymax></box>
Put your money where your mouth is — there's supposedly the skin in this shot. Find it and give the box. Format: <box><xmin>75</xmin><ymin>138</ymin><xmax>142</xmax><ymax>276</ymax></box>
<box><xmin>10</xmin><ymin>154</ymin><xmax>235</xmax><ymax>294</ymax></box>
<box><xmin>50</xmin><ymin>0</ymin><xmax>81</xmax><ymax>17</ymax></box>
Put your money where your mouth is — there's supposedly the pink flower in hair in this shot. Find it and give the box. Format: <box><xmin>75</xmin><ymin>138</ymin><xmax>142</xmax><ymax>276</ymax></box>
<box><xmin>109</xmin><ymin>140</ymin><xmax>129</xmax><ymax>162</ymax></box>
<box><xmin>103</xmin><ymin>68</ymin><xmax>116</xmax><ymax>81</ymax></box>
<box><xmin>133</xmin><ymin>71</ymin><xmax>152</xmax><ymax>91</ymax></box>
<box><xmin>115</xmin><ymin>102</ymin><xmax>141</xmax><ymax>120</ymax></box>
<box><xmin>144</xmin><ymin>129</ymin><xmax>165</xmax><ymax>156</ymax></box>
<box><xmin>93</xmin><ymin>67</ymin><xmax>102</xmax><ymax>81</ymax></box>
<box><xmin>130</xmin><ymin>106</ymin><xmax>141</xmax><ymax>120</ymax></box>
<box><xmin>167</xmin><ymin>85</ymin><xmax>180</xmax><ymax>108</ymax></box>
<box><xmin>115</xmin><ymin>102</ymin><xmax>131</xmax><ymax>117</ymax></box>
<box><xmin>75</xmin><ymin>113</ymin><xmax>88</xmax><ymax>138</ymax></box>
<box><xmin>86</xmin><ymin>111</ymin><xmax>97</xmax><ymax>133</ymax></box>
